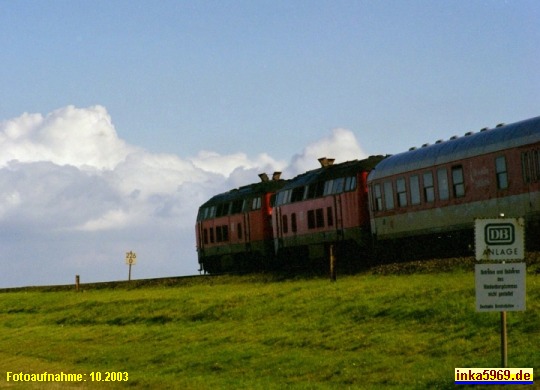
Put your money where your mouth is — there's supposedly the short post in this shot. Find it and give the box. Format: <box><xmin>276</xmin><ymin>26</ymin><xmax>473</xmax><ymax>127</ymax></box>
<box><xmin>75</xmin><ymin>275</ymin><xmax>80</xmax><ymax>292</ymax></box>
<box><xmin>329</xmin><ymin>245</ymin><xmax>337</xmax><ymax>282</ymax></box>
<box><xmin>501</xmin><ymin>311</ymin><xmax>508</xmax><ymax>368</ymax></box>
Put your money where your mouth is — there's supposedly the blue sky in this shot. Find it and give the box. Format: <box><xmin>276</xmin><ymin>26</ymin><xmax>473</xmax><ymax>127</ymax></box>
<box><xmin>0</xmin><ymin>1</ymin><xmax>538</xmax><ymax>287</ymax></box>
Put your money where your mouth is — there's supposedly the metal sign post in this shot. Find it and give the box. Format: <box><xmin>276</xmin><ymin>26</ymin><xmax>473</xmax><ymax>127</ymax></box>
<box><xmin>474</xmin><ymin>218</ymin><xmax>525</xmax><ymax>368</ymax></box>
<box><xmin>125</xmin><ymin>251</ymin><xmax>137</xmax><ymax>281</ymax></box>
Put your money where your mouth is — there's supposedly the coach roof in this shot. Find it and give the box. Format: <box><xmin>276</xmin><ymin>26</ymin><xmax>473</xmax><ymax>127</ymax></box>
<box><xmin>368</xmin><ymin>116</ymin><xmax>540</xmax><ymax>181</ymax></box>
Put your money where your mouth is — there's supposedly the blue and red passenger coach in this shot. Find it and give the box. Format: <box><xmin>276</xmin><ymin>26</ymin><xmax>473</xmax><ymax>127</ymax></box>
<box><xmin>367</xmin><ymin>116</ymin><xmax>540</xmax><ymax>259</ymax></box>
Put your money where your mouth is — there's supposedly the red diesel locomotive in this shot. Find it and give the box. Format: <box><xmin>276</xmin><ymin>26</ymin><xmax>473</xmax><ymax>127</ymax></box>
<box><xmin>272</xmin><ymin>156</ymin><xmax>384</xmax><ymax>271</ymax></box>
<box><xmin>195</xmin><ymin>172</ymin><xmax>285</xmax><ymax>273</ymax></box>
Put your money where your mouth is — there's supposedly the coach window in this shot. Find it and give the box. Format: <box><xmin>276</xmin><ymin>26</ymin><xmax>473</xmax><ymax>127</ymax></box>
<box><xmin>496</xmin><ymin>156</ymin><xmax>508</xmax><ymax>189</ymax></box>
<box><xmin>373</xmin><ymin>184</ymin><xmax>383</xmax><ymax>211</ymax></box>
<box><xmin>452</xmin><ymin>166</ymin><xmax>465</xmax><ymax>198</ymax></box>
<box><xmin>423</xmin><ymin>172</ymin><xmax>435</xmax><ymax>202</ymax></box>
<box><xmin>383</xmin><ymin>181</ymin><xmax>394</xmax><ymax>210</ymax></box>
<box><xmin>396</xmin><ymin>178</ymin><xmax>407</xmax><ymax>207</ymax></box>
<box><xmin>437</xmin><ymin>168</ymin><xmax>449</xmax><ymax>200</ymax></box>
<box><xmin>521</xmin><ymin>149</ymin><xmax>540</xmax><ymax>183</ymax></box>
<box><xmin>410</xmin><ymin>175</ymin><xmax>420</xmax><ymax>205</ymax></box>
<box><xmin>282</xmin><ymin>215</ymin><xmax>288</xmax><ymax>234</ymax></box>
<box><xmin>291</xmin><ymin>213</ymin><xmax>297</xmax><ymax>233</ymax></box>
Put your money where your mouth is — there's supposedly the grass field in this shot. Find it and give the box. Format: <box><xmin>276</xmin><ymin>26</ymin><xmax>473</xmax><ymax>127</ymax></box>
<box><xmin>0</xmin><ymin>257</ymin><xmax>538</xmax><ymax>389</ymax></box>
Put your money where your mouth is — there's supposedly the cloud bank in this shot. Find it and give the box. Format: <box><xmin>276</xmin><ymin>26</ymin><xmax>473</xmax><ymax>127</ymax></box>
<box><xmin>0</xmin><ymin>106</ymin><xmax>367</xmax><ymax>287</ymax></box>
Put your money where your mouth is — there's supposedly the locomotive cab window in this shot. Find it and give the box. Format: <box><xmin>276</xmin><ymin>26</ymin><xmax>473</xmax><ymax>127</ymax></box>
<box><xmin>231</xmin><ymin>199</ymin><xmax>244</xmax><ymax>214</ymax></box>
<box><xmin>333</xmin><ymin>177</ymin><xmax>345</xmax><ymax>193</ymax></box>
<box><xmin>307</xmin><ymin>182</ymin><xmax>324</xmax><ymax>199</ymax></box>
<box><xmin>496</xmin><ymin>156</ymin><xmax>508</xmax><ymax>189</ymax></box>
<box><xmin>291</xmin><ymin>186</ymin><xmax>305</xmax><ymax>202</ymax></box>
<box><xmin>323</xmin><ymin>180</ymin><xmax>334</xmax><ymax>196</ymax></box>
<box><xmin>252</xmin><ymin>197</ymin><xmax>262</xmax><ymax>210</ymax></box>
<box><xmin>216</xmin><ymin>202</ymin><xmax>231</xmax><ymax>217</ymax></box>
<box><xmin>345</xmin><ymin>176</ymin><xmax>356</xmax><ymax>191</ymax></box>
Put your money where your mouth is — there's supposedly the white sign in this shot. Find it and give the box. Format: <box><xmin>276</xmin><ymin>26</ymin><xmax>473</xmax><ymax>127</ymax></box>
<box><xmin>475</xmin><ymin>218</ymin><xmax>525</xmax><ymax>261</ymax></box>
<box><xmin>475</xmin><ymin>263</ymin><xmax>526</xmax><ymax>312</ymax></box>
<box><xmin>125</xmin><ymin>251</ymin><xmax>137</xmax><ymax>265</ymax></box>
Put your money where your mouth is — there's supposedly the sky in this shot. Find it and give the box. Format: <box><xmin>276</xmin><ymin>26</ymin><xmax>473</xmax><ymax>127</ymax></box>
<box><xmin>0</xmin><ymin>1</ymin><xmax>538</xmax><ymax>287</ymax></box>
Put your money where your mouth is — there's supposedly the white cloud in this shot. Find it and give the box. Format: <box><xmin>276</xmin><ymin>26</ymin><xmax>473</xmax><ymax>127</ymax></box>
<box><xmin>285</xmin><ymin>128</ymin><xmax>368</xmax><ymax>177</ymax></box>
<box><xmin>0</xmin><ymin>105</ymin><xmax>135</xmax><ymax>170</ymax></box>
<box><xmin>0</xmin><ymin>106</ymin><xmax>368</xmax><ymax>288</ymax></box>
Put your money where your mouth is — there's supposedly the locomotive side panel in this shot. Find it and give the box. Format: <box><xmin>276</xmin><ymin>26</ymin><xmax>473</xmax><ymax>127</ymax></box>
<box><xmin>196</xmin><ymin>178</ymin><xmax>285</xmax><ymax>273</ymax></box>
<box><xmin>273</xmin><ymin>157</ymin><xmax>383</xmax><ymax>271</ymax></box>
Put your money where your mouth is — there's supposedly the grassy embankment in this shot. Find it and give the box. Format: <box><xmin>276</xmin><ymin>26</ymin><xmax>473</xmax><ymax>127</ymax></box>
<box><xmin>0</xmin><ymin>257</ymin><xmax>538</xmax><ymax>389</ymax></box>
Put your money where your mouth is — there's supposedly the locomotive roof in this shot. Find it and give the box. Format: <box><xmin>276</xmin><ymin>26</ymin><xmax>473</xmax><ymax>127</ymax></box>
<box><xmin>368</xmin><ymin>115</ymin><xmax>540</xmax><ymax>181</ymax></box>
<box><xmin>279</xmin><ymin>155</ymin><xmax>385</xmax><ymax>191</ymax></box>
<box><xmin>199</xmin><ymin>179</ymin><xmax>285</xmax><ymax>208</ymax></box>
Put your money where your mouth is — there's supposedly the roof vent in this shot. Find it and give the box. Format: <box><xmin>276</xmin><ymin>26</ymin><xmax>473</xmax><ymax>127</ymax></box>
<box><xmin>318</xmin><ymin>157</ymin><xmax>335</xmax><ymax>168</ymax></box>
<box><xmin>258</xmin><ymin>173</ymin><xmax>269</xmax><ymax>182</ymax></box>
<box><xmin>435</xmin><ymin>139</ymin><xmax>444</xmax><ymax>144</ymax></box>
<box><xmin>464</xmin><ymin>131</ymin><xmax>474</xmax><ymax>136</ymax></box>
<box><xmin>409</xmin><ymin>146</ymin><xmax>417</xmax><ymax>151</ymax></box>
<box><xmin>496</xmin><ymin>123</ymin><xmax>505</xmax><ymax>128</ymax></box>
<box><xmin>480</xmin><ymin>127</ymin><xmax>489</xmax><ymax>132</ymax></box>
<box><xmin>272</xmin><ymin>171</ymin><xmax>282</xmax><ymax>181</ymax></box>
<box><xmin>421</xmin><ymin>143</ymin><xmax>430</xmax><ymax>148</ymax></box>
<box><xmin>450</xmin><ymin>135</ymin><xmax>458</xmax><ymax>140</ymax></box>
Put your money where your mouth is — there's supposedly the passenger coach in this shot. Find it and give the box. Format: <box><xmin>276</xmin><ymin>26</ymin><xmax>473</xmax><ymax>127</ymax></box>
<box><xmin>367</xmin><ymin>116</ymin><xmax>540</xmax><ymax>259</ymax></box>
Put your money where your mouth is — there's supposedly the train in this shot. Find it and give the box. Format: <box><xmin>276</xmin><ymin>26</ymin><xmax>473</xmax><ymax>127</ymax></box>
<box><xmin>196</xmin><ymin>116</ymin><xmax>540</xmax><ymax>273</ymax></box>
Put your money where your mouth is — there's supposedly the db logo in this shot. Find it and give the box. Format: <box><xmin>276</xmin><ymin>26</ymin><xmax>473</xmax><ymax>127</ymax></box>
<box><xmin>485</xmin><ymin>223</ymin><xmax>515</xmax><ymax>245</ymax></box>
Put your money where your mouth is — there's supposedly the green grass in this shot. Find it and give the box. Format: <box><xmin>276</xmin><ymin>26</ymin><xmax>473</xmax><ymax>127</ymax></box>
<box><xmin>0</xmin><ymin>264</ymin><xmax>538</xmax><ymax>389</ymax></box>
